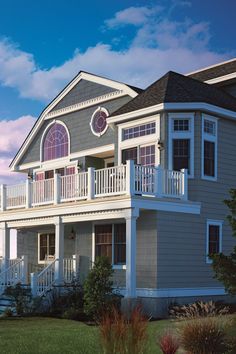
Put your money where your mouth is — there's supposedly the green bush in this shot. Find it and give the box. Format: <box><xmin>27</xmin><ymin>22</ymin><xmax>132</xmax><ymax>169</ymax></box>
<box><xmin>4</xmin><ymin>283</ymin><xmax>31</xmax><ymax>316</ymax></box>
<box><xmin>180</xmin><ymin>317</ymin><xmax>232</xmax><ymax>354</ymax></box>
<box><xmin>83</xmin><ymin>256</ymin><xmax>114</xmax><ymax>320</ymax></box>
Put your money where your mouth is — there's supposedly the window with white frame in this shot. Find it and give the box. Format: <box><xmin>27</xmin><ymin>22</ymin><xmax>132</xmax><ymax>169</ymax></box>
<box><xmin>202</xmin><ymin>115</ymin><xmax>218</xmax><ymax>180</ymax></box>
<box><xmin>206</xmin><ymin>220</ymin><xmax>222</xmax><ymax>263</ymax></box>
<box><xmin>94</xmin><ymin>223</ymin><xmax>126</xmax><ymax>267</ymax></box>
<box><xmin>118</xmin><ymin>116</ymin><xmax>160</xmax><ymax>167</ymax></box>
<box><xmin>168</xmin><ymin>114</ymin><xmax>194</xmax><ymax>176</ymax></box>
<box><xmin>38</xmin><ymin>233</ymin><xmax>55</xmax><ymax>263</ymax></box>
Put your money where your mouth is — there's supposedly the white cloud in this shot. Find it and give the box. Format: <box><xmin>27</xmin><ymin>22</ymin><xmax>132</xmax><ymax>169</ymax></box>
<box><xmin>0</xmin><ymin>115</ymin><xmax>35</xmax><ymax>184</ymax></box>
<box><xmin>105</xmin><ymin>6</ymin><xmax>163</xmax><ymax>28</ymax></box>
<box><xmin>0</xmin><ymin>5</ymin><xmax>231</xmax><ymax>104</ymax></box>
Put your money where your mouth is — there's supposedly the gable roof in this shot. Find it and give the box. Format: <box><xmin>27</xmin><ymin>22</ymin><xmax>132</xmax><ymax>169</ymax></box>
<box><xmin>10</xmin><ymin>71</ymin><xmax>140</xmax><ymax>170</ymax></box>
<box><xmin>187</xmin><ymin>58</ymin><xmax>236</xmax><ymax>82</ymax></box>
<box><xmin>110</xmin><ymin>71</ymin><xmax>236</xmax><ymax>117</ymax></box>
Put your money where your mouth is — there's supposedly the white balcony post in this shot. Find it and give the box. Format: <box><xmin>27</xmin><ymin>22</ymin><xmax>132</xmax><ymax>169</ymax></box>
<box><xmin>87</xmin><ymin>167</ymin><xmax>95</xmax><ymax>200</ymax></box>
<box><xmin>181</xmin><ymin>168</ymin><xmax>188</xmax><ymax>200</ymax></box>
<box><xmin>21</xmin><ymin>255</ymin><xmax>28</xmax><ymax>284</ymax></box>
<box><xmin>54</xmin><ymin>217</ymin><xmax>64</xmax><ymax>285</ymax></box>
<box><xmin>30</xmin><ymin>273</ymin><xmax>38</xmax><ymax>297</ymax></box>
<box><xmin>54</xmin><ymin>173</ymin><xmax>61</xmax><ymax>205</ymax></box>
<box><xmin>0</xmin><ymin>184</ymin><xmax>6</xmax><ymax>211</ymax></box>
<box><xmin>72</xmin><ymin>254</ymin><xmax>77</xmax><ymax>278</ymax></box>
<box><xmin>126</xmin><ymin>160</ymin><xmax>135</xmax><ymax>197</ymax></box>
<box><xmin>25</xmin><ymin>179</ymin><xmax>32</xmax><ymax>208</ymax></box>
<box><xmin>125</xmin><ymin>212</ymin><xmax>138</xmax><ymax>298</ymax></box>
<box><xmin>155</xmin><ymin>165</ymin><xmax>163</xmax><ymax>197</ymax></box>
<box><xmin>0</xmin><ymin>222</ymin><xmax>10</xmax><ymax>272</ymax></box>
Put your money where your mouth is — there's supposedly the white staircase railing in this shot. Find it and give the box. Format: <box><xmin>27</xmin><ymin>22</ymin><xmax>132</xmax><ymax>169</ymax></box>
<box><xmin>63</xmin><ymin>257</ymin><xmax>75</xmax><ymax>283</ymax></box>
<box><xmin>31</xmin><ymin>259</ymin><xmax>57</xmax><ymax>297</ymax></box>
<box><xmin>0</xmin><ymin>257</ymin><xmax>27</xmax><ymax>295</ymax></box>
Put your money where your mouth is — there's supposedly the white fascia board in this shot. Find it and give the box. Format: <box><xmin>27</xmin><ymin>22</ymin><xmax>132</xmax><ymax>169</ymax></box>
<box><xmin>108</xmin><ymin>102</ymin><xmax>236</xmax><ymax>125</ymax></box>
<box><xmin>186</xmin><ymin>58</ymin><xmax>236</xmax><ymax>76</ymax></box>
<box><xmin>131</xmin><ymin>197</ymin><xmax>201</xmax><ymax>215</ymax></box>
<box><xmin>10</xmin><ymin>72</ymin><xmax>138</xmax><ymax>171</ymax></box>
<box><xmin>205</xmin><ymin>72</ymin><xmax>236</xmax><ymax>85</ymax></box>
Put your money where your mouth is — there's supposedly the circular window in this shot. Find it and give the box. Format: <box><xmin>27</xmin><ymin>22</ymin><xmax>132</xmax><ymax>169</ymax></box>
<box><xmin>90</xmin><ymin>107</ymin><xmax>109</xmax><ymax>137</ymax></box>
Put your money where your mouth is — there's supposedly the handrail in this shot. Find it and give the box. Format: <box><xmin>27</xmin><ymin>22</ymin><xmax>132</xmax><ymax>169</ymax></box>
<box><xmin>0</xmin><ymin>258</ymin><xmax>25</xmax><ymax>295</ymax></box>
<box><xmin>32</xmin><ymin>258</ymin><xmax>57</xmax><ymax>297</ymax></box>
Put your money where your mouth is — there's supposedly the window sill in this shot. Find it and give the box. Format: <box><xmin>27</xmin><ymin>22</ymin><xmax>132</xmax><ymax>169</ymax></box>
<box><xmin>113</xmin><ymin>264</ymin><xmax>126</xmax><ymax>270</ymax></box>
<box><xmin>202</xmin><ymin>175</ymin><xmax>217</xmax><ymax>182</ymax></box>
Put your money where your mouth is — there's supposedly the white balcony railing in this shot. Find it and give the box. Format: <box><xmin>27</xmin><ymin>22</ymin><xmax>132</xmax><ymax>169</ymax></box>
<box><xmin>0</xmin><ymin>162</ymin><xmax>188</xmax><ymax>211</ymax></box>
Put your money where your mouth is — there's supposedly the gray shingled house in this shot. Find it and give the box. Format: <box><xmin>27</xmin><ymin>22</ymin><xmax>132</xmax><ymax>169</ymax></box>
<box><xmin>1</xmin><ymin>58</ymin><xmax>236</xmax><ymax>315</ymax></box>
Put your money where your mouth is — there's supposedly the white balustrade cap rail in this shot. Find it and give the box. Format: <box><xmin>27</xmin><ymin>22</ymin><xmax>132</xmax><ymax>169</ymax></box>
<box><xmin>0</xmin><ymin>163</ymin><xmax>188</xmax><ymax>211</ymax></box>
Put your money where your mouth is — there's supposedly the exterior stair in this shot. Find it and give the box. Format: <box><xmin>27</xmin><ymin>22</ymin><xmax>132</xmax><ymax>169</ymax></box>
<box><xmin>0</xmin><ymin>295</ymin><xmax>16</xmax><ymax>316</ymax></box>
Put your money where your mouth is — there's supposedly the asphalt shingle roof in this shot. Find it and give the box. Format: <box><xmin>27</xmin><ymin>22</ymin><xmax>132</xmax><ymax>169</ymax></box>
<box><xmin>110</xmin><ymin>71</ymin><xmax>236</xmax><ymax>117</ymax></box>
<box><xmin>188</xmin><ymin>59</ymin><xmax>236</xmax><ymax>82</ymax></box>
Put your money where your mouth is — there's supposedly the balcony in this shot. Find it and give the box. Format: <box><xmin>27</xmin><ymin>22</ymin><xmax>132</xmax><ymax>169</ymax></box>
<box><xmin>0</xmin><ymin>161</ymin><xmax>188</xmax><ymax>212</ymax></box>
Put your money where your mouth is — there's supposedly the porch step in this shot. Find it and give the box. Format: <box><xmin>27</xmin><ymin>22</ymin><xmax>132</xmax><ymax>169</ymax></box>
<box><xmin>0</xmin><ymin>295</ymin><xmax>16</xmax><ymax>316</ymax></box>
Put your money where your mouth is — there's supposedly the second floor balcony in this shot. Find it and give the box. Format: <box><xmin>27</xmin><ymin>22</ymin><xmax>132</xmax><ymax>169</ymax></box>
<box><xmin>0</xmin><ymin>161</ymin><xmax>188</xmax><ymax>212</ymax></box>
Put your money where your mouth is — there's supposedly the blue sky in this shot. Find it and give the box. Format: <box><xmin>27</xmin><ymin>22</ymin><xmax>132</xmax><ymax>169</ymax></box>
<box><xmin>0</xmin><ymin>0</ymin><xmax>235</xmax><ymax>183</ymax></box>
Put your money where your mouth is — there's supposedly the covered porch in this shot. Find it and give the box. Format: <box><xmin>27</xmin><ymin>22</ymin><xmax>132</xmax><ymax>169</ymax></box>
<box><xmin>0</xmin><ymin>208</ymin><xmax>139</xmax><ymax>298</ymax></box>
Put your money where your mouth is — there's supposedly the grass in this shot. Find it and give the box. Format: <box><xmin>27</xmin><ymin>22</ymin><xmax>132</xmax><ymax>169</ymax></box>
<box><xmin>0</xmin><ymin>315</ymin><xmax>235</xmax><ymax>354</ymax></box>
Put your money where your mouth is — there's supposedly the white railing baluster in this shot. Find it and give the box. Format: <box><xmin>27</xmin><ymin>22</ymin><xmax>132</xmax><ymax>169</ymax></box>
<box><xmin>95</xmin><ymin>165</ymin><xmax>127</xmax><ymax>197</ymax></box>
<box><xmin>0</xmin><ymin>257</ymin><xmax>26</xmax><ymax>295</ymax></box>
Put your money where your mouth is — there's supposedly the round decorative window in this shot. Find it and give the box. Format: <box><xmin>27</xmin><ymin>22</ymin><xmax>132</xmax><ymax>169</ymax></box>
<box><xmin>90</xmin><ymin>107</ymin><xmax>109</xmax><ymax>137</ymax></box>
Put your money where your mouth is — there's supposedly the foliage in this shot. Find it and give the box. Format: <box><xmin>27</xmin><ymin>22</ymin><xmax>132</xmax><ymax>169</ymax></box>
<box><xmin>180</xmin><ymin>317</ymin><xmax>233</xmax><ymax>354</ymax></box>
<box><xmin>83</xmin><ymin>256</ymin><xmax>114</xmax><ymax>320</ymax></box>
<box><xmin>4</xmin><ymin>283</ymin><xmax>32</xmax><ymax>315</ymax></box>
<box><xmin>45</xmin><ymin>281</ymin><xmax>85</xmax><ymax>320</ymax></box>
<box><xmin>157</xmin><ymin>330</ymin><xmax>179</xmax><ymax>354</ymax></box>
<box><xmin>99</xmin><ymin>305</ymin><xmax>148</xmax><ymax>354</ymax></box>
<box><xmin>211</xmin><ymin>189</ymin><xmax>236</xmax><ymax>294</ymax></box>
<box><xmin>169</xmin><ymin>301</ymin><xmax>229</xmax><ymax>320</ymax></box>
<box><xmin>2</xmin><ymin>307</ymin><xmax>14</xmax><ymax>318</ymax></box>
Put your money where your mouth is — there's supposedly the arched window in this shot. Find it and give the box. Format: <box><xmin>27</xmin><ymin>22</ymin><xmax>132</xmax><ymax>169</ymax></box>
<box><xmin>43</xmin><ymin>122</ymin><xmax>69</xmax><ymax>161</ymax></box>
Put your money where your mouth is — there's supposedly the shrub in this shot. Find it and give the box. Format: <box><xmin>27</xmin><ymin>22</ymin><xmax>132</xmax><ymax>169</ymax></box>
<box><xmin>180</xmin><ymin>317</ymin><xmax>231</xmax><ymax>354</ymax></box>
<box><xmin>157</xmin><ymin>330</ymin><xmax>179</xmax><ymax>354</ymax></box>
<box><xmin>170</xmin><ymin>300</ymin><xmax>229</xmax><ymax>320</ymax></box>
<box><xmin>83</xmin><ymin>256</ymin><xmax>114</xmax><ymax>320</ymax></box>
<box><xmin>99</xmin><ymin>306</ymin><xmax>148</xmax><ymax>354</ymax></box>
<box><xmin>2</xmin><ymin>307</ymin><xmax>14</xmax><ymax>318</ymax></box>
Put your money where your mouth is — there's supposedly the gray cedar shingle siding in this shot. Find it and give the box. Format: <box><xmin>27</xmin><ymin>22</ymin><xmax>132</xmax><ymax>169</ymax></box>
<box><xmin>19</xmin><ymin>95</ymin><xmax>132</xmax><ymax>165</ymax></box>
<box><xmin>52</xmin><ymin>79</ymin><xmax>117</xmax><ymax>111</ymax></box>
<box><xmin>188</xmin><ymin>59</ymin><xmax>236</xmax><ymax>82</ymax></box>
<box><xmin>111</xmin><ymin>71</ymin><xmax>236</xmax><ymax>117</ymax></box>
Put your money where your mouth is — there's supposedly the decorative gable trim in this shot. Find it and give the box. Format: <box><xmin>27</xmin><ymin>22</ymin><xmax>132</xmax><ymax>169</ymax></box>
<box><xmin>10</xmin><ymin>72</ymin><xmax>138</xmax><ymax>171</ymax></box>
<box><xmin>45</xmin><ymin>90</ymin><xmax>125</xmax><ymax>119</ymax></box>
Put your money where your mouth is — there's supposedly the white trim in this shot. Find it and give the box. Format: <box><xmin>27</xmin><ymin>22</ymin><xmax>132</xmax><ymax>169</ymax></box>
<box><xmin>70</xmin><ymin>144</ymin><xmax>114</xmax><ymax>159</ymax></box>
<box><xmin>186</xmin><ymin>58</ymin><xmax>236</xmax><ymax>76</ymax></box>
<box><xmin>118</xmin><ymin>287</ymin><xmax>226</xmax><ymax>298</ymax></box>
<box><xmin>206</xmin><ymin>219</ymin><xmax>223</xmax><ymax>264</ymax></box>
<box><xmin>201</xmin><ymin>114</ymin><xmax>218</xmax><ymax>181</ymax></box>
<box><xmin>90</xmin><ymin>106</ymin><xmax>109</xmax><ymax>137</ymax></box>
<box><xmin>46</xmin><ymin>90</ymin><xmax>126</xmax><ymax>119</ymax></box>
<box><xmin>118</xmin><ymin>115</ymin><xmax>160</xmax><ymax>166</ymax></box>
<box><xmin>107</xmin><ymin>102</ymin><xmax>236</xmax><ymax>126</ymax></box>
<box><xmin>39</xmin><ymin>119</ymin><xmax>71</xmax><ymax>163</ymax></box>
<box><xmin>10</xmin><ymin>71</ymin><xmax>138</xmax><ymax>171</ymax></box>
<box><xmin>205</xmin><ymin>72</ymin><xmax>236</xmax><ymax>85</ymax></box>
<box><xmin>92</xmin><ymin>221</ymin><xmax>127</xmax><ymax>269</ymax></box>
<box><xmin>168</xmin><ymin>113</ymin><xmax>195</xmax><ymax>178</ymax></box>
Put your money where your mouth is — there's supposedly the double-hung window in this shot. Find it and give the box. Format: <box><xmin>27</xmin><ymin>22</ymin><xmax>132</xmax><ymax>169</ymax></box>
<box><xmin>202</xmin><ymin>115</ymin><xmax>218</xmax><ymax>180</ymax></box>
<box><xmin>206</xmin><ymin>220</ymin><xmax>223</xmax><ymax>263</ymax></box>
<box><xmin>168</xmin><ymin>113</ymin><xmax>194</xmax><ymax>177</ymax></box>
<box><xmin>94</xmin><ymin>223</ymin><xmax>126</xmax><ymax>268</ymax></box>
<box><xmin>38</xmin><ymin>233</ymin><xmax>55</xmax><ymax>263</ymax></box>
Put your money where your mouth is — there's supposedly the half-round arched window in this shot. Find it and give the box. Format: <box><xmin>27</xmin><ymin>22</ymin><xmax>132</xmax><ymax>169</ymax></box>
<box><xmin>43</xmin><ymin>122</ymin><xmax>69</xmax><ymax>161</ymax></box>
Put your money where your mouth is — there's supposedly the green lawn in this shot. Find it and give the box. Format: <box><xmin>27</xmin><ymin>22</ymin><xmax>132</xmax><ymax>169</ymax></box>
<box><xmin>0</xmin><ymin>316</ymin><xmax>235</xmax><ymax>354</ymax></box>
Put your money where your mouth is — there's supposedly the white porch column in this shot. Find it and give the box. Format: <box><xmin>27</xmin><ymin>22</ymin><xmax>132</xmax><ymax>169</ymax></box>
<box><xmin>181</xmin><ymin>168</ymin><xmax>188</xmax><ymax>200</ymax></box>
<box><xmin>54</xmin><ymin>217</ymin><xmax>64</xmax><ymax>285</ymax></box>
<box><xmin>87</xmin><ymin>167</ymin><xmax>95</xmax><ymax>200</ymax></box>
<box><xmin>125</xmin><ymin>212</ymin><xmax>138</xmax><ymax>298</ymax></box>
<box><xmin>0</xmin><ymin>222</ymin><xmax>10</xmax><ymax>271</ymax></box>
<box><xmin>0</xmin><ymin>184</ymin><xmax>6</xmax><ymax>211</ymax></box>
<box><xmin>126</xmin><ymin>160</ymin><xmax>135</xmax><ymax>196</ymax></box>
